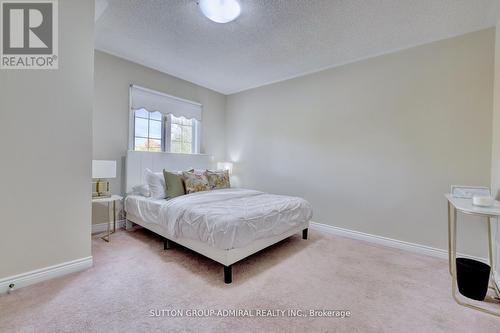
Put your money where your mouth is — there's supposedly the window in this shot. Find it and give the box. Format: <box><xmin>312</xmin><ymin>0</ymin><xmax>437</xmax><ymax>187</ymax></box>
<box><xmin>129</xmin><ymin>85</ymin><xmax>202</xmax><ymax>154</ymax></box>
<box><xmin>167</xmin><ymin>115</ymin><xmax>196</xmax><ymax>154</ymax></box>
<box><xmin>132</xmin><ymin>111</ymin><xmax>199</xmax><ymax>153</ymax></box>
<box><xmin>133</xmin><ymin>109</ymin><xmax>163</xmax><ymax>152</ymax></box>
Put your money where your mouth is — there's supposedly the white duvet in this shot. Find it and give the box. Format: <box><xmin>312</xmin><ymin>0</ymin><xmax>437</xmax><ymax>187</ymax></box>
<box><xmin>125</xmin><ymin>188</ymin><xmax>313</xmax><ymax>250</ymax></box>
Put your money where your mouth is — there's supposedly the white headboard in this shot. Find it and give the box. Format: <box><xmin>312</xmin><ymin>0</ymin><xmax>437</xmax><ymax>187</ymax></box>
<box><xmin>126</xmin><ymin>151</ymin><xmax>213</xmax><ymax>192</ymax></box>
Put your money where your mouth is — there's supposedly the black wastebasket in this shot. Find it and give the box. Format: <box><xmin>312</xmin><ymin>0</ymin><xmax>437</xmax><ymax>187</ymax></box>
<box><xmin>456</xmin><ymin>257</ymin><xmax>491</xmax><ymax>301</ymax></box>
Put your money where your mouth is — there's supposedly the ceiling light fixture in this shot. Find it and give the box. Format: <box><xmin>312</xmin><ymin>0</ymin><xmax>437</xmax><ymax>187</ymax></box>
<box><xmin>198</xmin><ymin>0</ymin><xmax>241</xmax><ymax>24</ymax></box>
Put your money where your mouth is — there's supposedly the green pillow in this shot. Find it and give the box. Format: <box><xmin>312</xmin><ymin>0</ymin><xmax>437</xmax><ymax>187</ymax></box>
<box><xmin>163</xmin><ymin>170</ymin><xmax>185</xmax><ymax>198</ymax></box>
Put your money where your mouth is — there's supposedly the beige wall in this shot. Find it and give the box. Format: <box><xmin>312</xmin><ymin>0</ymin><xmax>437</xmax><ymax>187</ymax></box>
<box><xmin>0</xmin><ymin>0</ymin><xmax>95</xmax><ymax>278</ymax></box>
<box><xmin>491</xmin><ymin>22</ymin><xmax>500</xmax><ymax>285</ymax></box>
<box><xmin>92</xmin><ymin>51</ymin><xmax>226</xmax><ymax>225</ymax></box>
<box><xmin>492</xmin><ymin>24</ymin><xmax>500</xmax><ymax>198</ymax></box>
<box><xmin>226</xmin><ymin>29</ymin><xmax>495</xmax><ymax>257</ymax></box>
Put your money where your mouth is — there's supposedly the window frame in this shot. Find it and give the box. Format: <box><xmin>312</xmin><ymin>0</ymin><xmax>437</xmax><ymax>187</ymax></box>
<box><xmin>129</xmin><ymin>85</ymin><xmax>202</xmax><ymax>154</ymax></box>
<box><xmin>166</xmin><ymin>114</ymin><xmax>200</xmax><ymax>154</ymax></box>
<box><xmin>129</xmin><ymin>110</ymin><xmax>201</xmax><ymax>154</ymax></box>
<box><xmin>132</xmin><ymin>110</ymin><xmax>164</xmax><ymax>152</ymax></box>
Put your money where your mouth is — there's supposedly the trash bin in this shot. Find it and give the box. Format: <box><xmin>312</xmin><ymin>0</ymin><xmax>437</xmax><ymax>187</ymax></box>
<box><xmin>456</xmin><ymin>257</ymin><xmax>491</xmax><ymax>301</ymax></box>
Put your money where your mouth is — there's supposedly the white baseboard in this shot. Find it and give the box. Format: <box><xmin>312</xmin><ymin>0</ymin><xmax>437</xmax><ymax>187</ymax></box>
<box><xmin>309</xmin><ymin>221</ymin><xmax>487</xmax><ymax>263</ymax></box>
<box><xmin>0</xmin><ymin>222</ymin><xmax>491</xmax><ymax>295</ymax></box>
<box><xmin>91</xmin><ymin>220</ymin><xmax>125</xmax><ymax>234</ymax></box>
<box><xmin>0</xmin><ymin>256</ymin><xmax>93</xmax><ymax>294</ymax></box>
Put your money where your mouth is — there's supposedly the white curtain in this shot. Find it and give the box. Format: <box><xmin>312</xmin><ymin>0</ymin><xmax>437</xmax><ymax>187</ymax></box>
<box><xmin>130</xmin><ymin>85</ymin><xmax>202</xmax><ymax>121</ymax></box>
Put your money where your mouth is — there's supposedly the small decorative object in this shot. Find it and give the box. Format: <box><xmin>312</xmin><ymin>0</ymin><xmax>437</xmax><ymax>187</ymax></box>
<box><xmin>217</xmin><ymin>161</ymin><xmax>233</xmax><ymax>175</ymax></box>
<box><xmin>92</xmin><ymin>160</ymin><xmax>116</xmax><ymax>198</ymax></box>
<box><xmin>450</xmin><ymin>185</ymin><xmax>490</xmax><ymax>199</ymax></box>
<box><xmin>472</xmin><ymin>195</ymin><xmax>495</xmax><ymax>207</ymax></box>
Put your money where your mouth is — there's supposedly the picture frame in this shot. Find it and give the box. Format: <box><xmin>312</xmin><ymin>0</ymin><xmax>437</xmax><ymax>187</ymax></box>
<box><xmin>450</xmin><ymin>185</ymin><xmax>490</xmax><ymax>199</ymax></box>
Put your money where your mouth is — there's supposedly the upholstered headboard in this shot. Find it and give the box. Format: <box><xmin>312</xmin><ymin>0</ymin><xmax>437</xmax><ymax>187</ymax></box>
<box><xmin>126</xmin><ymin>151</ymin><xmax>213</xmax><ymax>193</ymax></box>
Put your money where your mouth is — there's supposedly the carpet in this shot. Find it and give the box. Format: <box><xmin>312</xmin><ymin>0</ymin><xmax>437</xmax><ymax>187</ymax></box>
<box><xmin>0</xmin><ymin>226</ymin><xmax>499</xmax><ymax>332</ymax></box>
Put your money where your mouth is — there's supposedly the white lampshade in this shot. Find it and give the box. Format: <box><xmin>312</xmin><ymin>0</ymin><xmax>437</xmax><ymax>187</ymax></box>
<box><xmin>217</xmin><ymin>162</ymin><xmax>233</xmax><ymax>175</ymax></box>
<box><xmin>92</xmin><ymin>160</ymin><xmax>116</xmax><ymax>179</ymax></box>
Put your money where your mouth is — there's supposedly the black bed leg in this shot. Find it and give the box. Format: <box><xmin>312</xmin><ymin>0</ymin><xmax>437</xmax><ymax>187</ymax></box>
<box><xmin>224</xmin><ymin>265</ymin><xmax>232</xmax><ymax>284</ymax></box>
<box><xmin>164</xmin><ymin>238</ymin><xmax>172</xmax><ymax>250</ymax></box>
<box><xmin>302</xmin><ymin>228</ymin><xmax>308</xmax><ymax>240</ymax></box>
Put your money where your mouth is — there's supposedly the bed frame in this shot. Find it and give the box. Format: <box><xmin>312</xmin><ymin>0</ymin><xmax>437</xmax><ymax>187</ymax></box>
<box><xmin>125</xmin><ymin>151</ymin><xmax>309</xmax><ymax>283</ymax></box>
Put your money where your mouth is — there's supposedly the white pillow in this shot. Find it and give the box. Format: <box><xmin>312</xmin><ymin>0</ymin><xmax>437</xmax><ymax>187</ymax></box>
<box><xmin>145</xmin><ymin>168</ymin><xmax>166</xmax><ymax>199</ymax></box>
<box><xmin>131</xmin><ymin>184</ymin><xmax>150</xmax><ymax>197</ymax></box>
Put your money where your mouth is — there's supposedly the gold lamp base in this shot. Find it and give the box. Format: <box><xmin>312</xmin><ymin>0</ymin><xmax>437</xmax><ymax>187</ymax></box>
<box><xmin>92</xmin><ymin>179</ymin><xmax>111</xmax><ymax>198</ymax></box>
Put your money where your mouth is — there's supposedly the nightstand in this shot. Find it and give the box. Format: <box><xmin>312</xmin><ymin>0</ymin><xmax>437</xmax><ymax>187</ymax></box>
<box><xmin>446</xmin><ymin>194</ymin><xmax>500</xmax><ymax>316</ymax></box>
<box><xmin>92</xmin><ymin>195</ymin><xmax>123</xmax><ymax>242</ymax></box>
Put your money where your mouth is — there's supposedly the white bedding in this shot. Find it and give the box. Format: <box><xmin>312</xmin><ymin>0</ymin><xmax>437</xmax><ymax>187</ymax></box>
<box><xmin>125</xmin><ymin>188</ymin><xmax>313</xmax><ymax>250</ymax></box>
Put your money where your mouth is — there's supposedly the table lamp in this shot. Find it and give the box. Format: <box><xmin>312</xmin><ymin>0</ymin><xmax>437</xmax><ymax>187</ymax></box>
<box><xmin>92</xmin><ymin>160</ymin><xmax>116</xmax><ymax>198</ymax></box>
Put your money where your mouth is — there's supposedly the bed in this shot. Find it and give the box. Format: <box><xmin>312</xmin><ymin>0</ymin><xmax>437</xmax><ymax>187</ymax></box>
<box><xmin>124</xmin><ymin>151</ymin><xmax>313</xmax><ymax>283</ymax></box>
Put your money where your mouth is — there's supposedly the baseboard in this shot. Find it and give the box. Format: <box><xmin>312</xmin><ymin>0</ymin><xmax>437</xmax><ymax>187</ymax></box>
<box><xmin>309</xmin><ymin>221</ymin><xmax>487</xmax><ymax>263</ymax></box>
<box><xmin>92</xmin><ymin>219</ymin><xmax>125</xmax><ymax>234</ymax></box>
<box><xmin>0</xmin><ymin>256</ymin><xmax>93</xmax><ymax>294</ymax></box>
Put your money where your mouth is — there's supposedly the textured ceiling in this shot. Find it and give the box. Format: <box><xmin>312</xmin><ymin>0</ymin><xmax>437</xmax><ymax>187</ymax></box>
<box><xmin>95</xmin><ymin>0</ymin><xmax>500</xmax><ymax>95</ymax></box>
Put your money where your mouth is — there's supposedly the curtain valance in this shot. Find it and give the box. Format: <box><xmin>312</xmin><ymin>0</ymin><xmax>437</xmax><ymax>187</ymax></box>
<box><xmin>130</xmin><ymin>85</ymin><xmax>202</xmax><ymax>121</ymax></box>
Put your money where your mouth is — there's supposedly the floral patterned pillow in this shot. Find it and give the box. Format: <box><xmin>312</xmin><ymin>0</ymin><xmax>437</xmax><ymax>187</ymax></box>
<box><xmin>206</xmin><ymin>170</ymin><xmax>230</xmax><ymax>190</ymax></box>
<box><xmin>182</xmin><ymin>171</ymin><xmax>210</xmax><ymax>194</ymax></box>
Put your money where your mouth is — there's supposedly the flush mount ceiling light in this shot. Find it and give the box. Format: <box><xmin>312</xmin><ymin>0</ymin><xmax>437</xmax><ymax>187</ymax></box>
<box><xmin>198</xmin><ymin>0</ymin><xmax>241</xmax><ymax>23</ymax></box>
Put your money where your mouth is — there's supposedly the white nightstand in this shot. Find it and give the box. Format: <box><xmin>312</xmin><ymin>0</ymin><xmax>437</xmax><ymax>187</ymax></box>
<box><xmin>445</xmin><ymin>194</ymin><xmax>500</xmax><ymax>316</ymax></box>
<box><xmin>92</xmin><ymin>195</ymin><xmax>123</xmax><ymax>242</ymax></box>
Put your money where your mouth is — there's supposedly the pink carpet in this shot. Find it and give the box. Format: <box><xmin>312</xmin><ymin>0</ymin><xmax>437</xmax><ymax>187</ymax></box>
<box><xmin>1</xmin><ymin>227</ymin><xmax>499</xmax><ymax>332</ymax></box>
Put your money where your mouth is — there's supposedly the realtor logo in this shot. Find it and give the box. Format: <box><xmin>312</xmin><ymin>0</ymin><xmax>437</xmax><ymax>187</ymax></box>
<box><xmin>1</xmin><ymin>0</ymin><xmax>58</xmax><ymax>69</ymax></box>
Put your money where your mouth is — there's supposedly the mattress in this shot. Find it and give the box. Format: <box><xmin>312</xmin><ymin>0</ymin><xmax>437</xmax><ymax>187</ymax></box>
<box><xmin>125</xmin><ymin>188</ymin><xmax>313</xmax><ymax>250</ymax></box>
